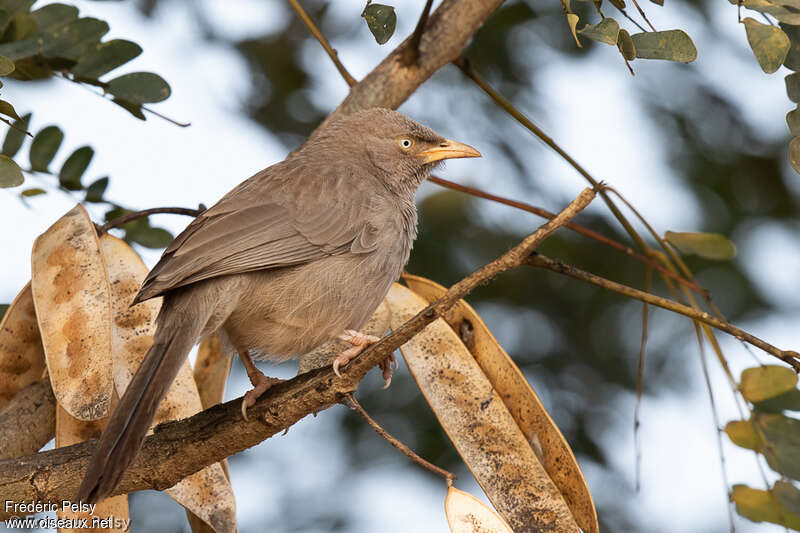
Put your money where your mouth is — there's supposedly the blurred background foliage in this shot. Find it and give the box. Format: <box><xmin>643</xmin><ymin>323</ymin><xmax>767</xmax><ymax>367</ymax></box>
<box><xmin>2</xmin><ymin>0</ymin><xmax>798</xmax><ymax>531</ymax></box>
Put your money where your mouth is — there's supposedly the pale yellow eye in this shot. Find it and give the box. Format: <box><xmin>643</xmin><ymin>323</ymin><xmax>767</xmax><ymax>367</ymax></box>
<box><xmin>399</xmin><ymin>138</ymin><xmax>413</xmax><ymax>149</ymax></box>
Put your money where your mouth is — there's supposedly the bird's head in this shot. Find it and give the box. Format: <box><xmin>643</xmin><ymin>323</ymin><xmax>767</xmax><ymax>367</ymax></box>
<box><xmin>313</xmin><ymin>108</ymin><xmax>481</xmax><ymax>196</ymax></box>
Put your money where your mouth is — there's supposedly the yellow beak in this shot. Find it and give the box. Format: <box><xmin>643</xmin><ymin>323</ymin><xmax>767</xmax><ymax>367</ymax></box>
<box><xmin>417</xmin><ymin>139</ymin><xmax>481</xmax><ymax>164</ymax></box>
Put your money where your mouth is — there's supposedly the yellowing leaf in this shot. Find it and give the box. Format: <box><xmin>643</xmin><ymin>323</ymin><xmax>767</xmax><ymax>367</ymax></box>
<box><xmin>732</xmin><ymin>484</ymin><xmax>800</xmax><ymax>528</ymax></box>
<box><xmin>618</xmin><ymin>29</ymin><xmax>636</xmax><ymax>60</ymax></box>
<box><xmin>100</xmin><ymin>234</ymin><xmax>237</xmax><ymax>533</ymax></box>
<box><xmin>740</xmin><ymin>365</ymin><xmax>798</xmax><ymax>403</ymax></box>
<box><xmin>578</xmin><ymin>18</ymin><xmax>620</xmax><ymax>45</ymax></box>
<box><xmin>630</xmin><ymin>30</ymin><xmax>697</xmax><ymax>62</ymax></box>
<box><xmin>0</xmin><ymin>283</ymin><xmax>46</xmax><ymax>409</ymax></box>
<box><xmin>724</xmin><ymin>420</ymin><xmax>762</xmax><ymax>450</ymax></box>
<box><xmin>402</xmin><ymin>274</ymin><xmax>598</xmax><ymax>533</ymax></box>
<box><xmin>743</xmin><ymin>18</ymin><xmax>790</xmax><ymax>73</ymax></box>
<box><xmin>790</xmin><ymin>136</ymin><xmax>800</xmax><ymax>175</ymax></box>
<box><xmin>566</xmin><ymin>14</ymin><xmax>582</xmax><ymax>47</ymax></box>
<box><xmin>445</xmin><ymin>487</ymin><xmax>514</xmax><ymax>533</ymax></box>
<box><xmin>31</xmin><ymin>204</ymin><xmax>113</xmax><ymax>421</ymax></box>
<box><xmin>665</xmin><ymin>231</ymin><xmax>737</xmax><ymax>260</ymax></box>
<box><xmin>385</xmin><ymin>283</ymin><xmax>580</xmax><ymax>533</ymax></box>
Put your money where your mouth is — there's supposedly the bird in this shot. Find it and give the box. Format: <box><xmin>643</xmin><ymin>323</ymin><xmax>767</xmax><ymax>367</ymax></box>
<box><xmin>77</xmin><ymin>107</ymin><xmax>480</xmax><ymax>503</ymax></box>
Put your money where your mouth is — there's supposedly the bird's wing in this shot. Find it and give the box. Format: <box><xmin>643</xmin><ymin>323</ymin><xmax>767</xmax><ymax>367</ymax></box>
<box><xmin>135</xmin><ymin>163</ymin><xmax>381</xmax><ymax>302</ymax></box>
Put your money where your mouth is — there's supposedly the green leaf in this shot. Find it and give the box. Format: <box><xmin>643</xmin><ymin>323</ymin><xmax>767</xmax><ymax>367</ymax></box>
<box><xmin>774</xmin><ymin>481</ymin><xmax>800</xmax><ymax>516</ymax></box>
<box><xmin>0</xmin><ymin>99</ymin><xmax>19</xmax><ymax>120</ymax></box>
<box><xmin>30</xmin><ymin>3</ymin><xmax>79</xmax><ymax>33</ymax></box>
<box><xmin>362</xmin><ymin>4</ymin><xmax>397</xmax><ymax>45</ymax></box>
<box><xmin>566</xmin><ymin>14</ymin><xmax>582</xmax><ymax>47</ymax></box>
<box><xmin>0</xmin><ymin>304</ymin><xmax>7</xmax><ymax>321</ymax></box>
<box><xmin>618</xmin><ymin>29</ymin><xmax>636</xmax><ymax>60</ymax></box>
<box><xmin>20</xmin><ymin>187</ymin><xmax>45</xmax><ymax>197</ymax></box>
<box><xmin>106</xmin><ymin>72</ymin><xmax>170</xmax><ymax>104</ymax></box>
<box><xmin>0</xmin><ymin>153</ymin><xmax>23</xmax><ymax>187</ymax></box>
<box><xmin>732</xmin><ymin>484</ymin><xmax>800</xmax><ymax>528</ymax></box>
<box><xmin>790</xmin><ymin>136</ymin><xmax>800</xmax><ymax>174</ymax></box>
<box><xmin>755</xmin><ymin>388</ymin><xmax>800</xmax><ymax>413</ymax></box>
<box><xmin>578</xmin><ymin>18</ymin><xmax>620</xmax><ymax>45</ymax></box>
<box><xmin>743</xmin><ymin>18</ymin><xmax>791</xmax><ymax>73</ymax></box>
<box><xmin>59</xmin><ymin>145</ymin><xmax>93</xmax><ymax>190</ymax></box>
<box><xmin>29</xmin><ymin>125</ymin><xmax>63</xmax><ymax>171</ymax></box>
<box><xmin>126</xmin><ymin>225</ymin><xmax>174</xmax><ymax>249</ymax></box>
<box><xmin>740</xmin><ymin>366</ymin><xmax>799</xmax><ymax>403</ymax></box>
<box><xmin>664</xmin><ymin>231</ymin><xmax>737</xmax><ymax>260</ymax></box>
<box><xmin>630</xmin><ymin>30</ymin><xmax>697</xmax><ymax>62</ymax></box>
<box><xmin>84</xmin><ymin>176</ymin><xmax>108</xmax><ymax>202</ymax></box>
<box><xmin>0</xmin><ymin>35</ymin><xmax>43</xmax><ymax>61</ymax></box>
<box><xmin>2</xmin><ymin>111</ymin><xmax>29</xmax><ymax>157</ymax></box>
<box><xmin>609</xmin><ymin>0</ymin><xmax>626</xmax><ymax>9</ymax></box>
<box><xmin>724</xmin><ymin>420</ymin><xmax>763</xmax><ymax>450</ymax></box>
<box><xmin>41</xmin><ymin>17</ymin><xmax>109</xmax><ymax>61</ymax></box>
<box><xmin>71</xmin><ymin>39</ymin><xmax>142</xmax><ymax>78</ymax></box>
<box><xmin>7</xmin><ymin>12</ymin><xmax>36</xmax><ymax>42</ymax></box>
<box><xmin>757</xmin><ymin>413</ymin><xmax>800</xmax><ymax>480</ymax></box>
<box><xmin>111</xmin><ymin>98</ymin><xmax>145</xmax><ymax>120</ymax></box>
<box><xmin>0</xmin><ymin>55</ymin><xmax>14</xmax><ymax>76</ymax></box>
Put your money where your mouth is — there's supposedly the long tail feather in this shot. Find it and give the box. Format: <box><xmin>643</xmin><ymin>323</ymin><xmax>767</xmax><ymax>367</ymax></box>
<box><xmin>77</xmin><ymin>297</ymin><xmax>207</xmax><ymax>503</ymax></box>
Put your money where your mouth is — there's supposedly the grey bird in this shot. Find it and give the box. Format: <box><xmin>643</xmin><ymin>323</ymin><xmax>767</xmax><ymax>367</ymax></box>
<box><xmin>77</xmin><ymin>107</ymin><xmax>480</xmax><ymax>503</ymax></box>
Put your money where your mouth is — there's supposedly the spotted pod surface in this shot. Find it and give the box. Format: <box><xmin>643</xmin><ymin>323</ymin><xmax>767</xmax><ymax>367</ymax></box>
<box><xmin>403</xmin><ymin>273</ymin><xmax>598</xmax><ymax>533</ymax></box>
<box><xmin>0</xmin><ymin>283</ymin><xmax>46</xmax><ymax>410</ymax></box>
<box><xmin>31</xmin><ymin>204</ymin><xmax>113</xmax><ymax>421</ymax></box>
<box><xmin>101</xmin><ymin>234</ymin><xmax>237</xmax><ymax>533</ymax></box>
<box><xmin>386</xmin><ymin>283</ymin><xmax>579</xmax><ymax>533</ymax></box>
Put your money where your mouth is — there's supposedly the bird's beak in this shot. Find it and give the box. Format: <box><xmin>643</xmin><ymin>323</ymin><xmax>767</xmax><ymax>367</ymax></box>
<box><xmin>417</xmin><ymin>139</ymin><xmax>481</xmax><ymax>164</ymax></box>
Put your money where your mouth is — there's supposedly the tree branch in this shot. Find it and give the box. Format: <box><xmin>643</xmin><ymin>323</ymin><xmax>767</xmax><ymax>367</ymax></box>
<box><xmin>317</xmin><ymin>0</ymin><xmax>505</xmax><ymax>129</ymax></box>
<box><xmin>526</xmin><ymin>254</ymin><xmax>800</xmax><ymax>371</ymax></box>
<box><xmin>0</xmin><ymin>188</ymin><xmax>595</xmax><ymax>518</ymax></box>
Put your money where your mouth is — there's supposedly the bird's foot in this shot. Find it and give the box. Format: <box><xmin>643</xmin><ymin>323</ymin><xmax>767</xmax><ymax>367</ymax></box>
<box><xmin>240</xmin><ymin>351</ymin><xmax>283</xmax><ymax>421</ymax></box>
<box><xmin>333</xmin><ymin>330</ymin><xmax>395</xmax><ymax>389</ymax></box>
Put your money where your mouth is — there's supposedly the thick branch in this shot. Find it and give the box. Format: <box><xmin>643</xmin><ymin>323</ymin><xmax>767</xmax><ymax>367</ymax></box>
<box><xmin>0</xmin><ymin>188</ymin><xmax>595</xmax><ymax>518</ymax></box>
<box><xmin>0</xmin><ymin>379</ymin><xmax>55</xmax><ymax>461</ymax></box>
<box><xmin>318</xmin><ymin>0</ymin><xmax>504</xmax><ymax>128</ymax></box>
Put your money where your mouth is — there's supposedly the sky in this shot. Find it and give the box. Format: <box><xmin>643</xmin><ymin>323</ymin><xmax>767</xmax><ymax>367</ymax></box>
<box><xmin>1</xmin><ymin>0</ymin><xmax>798</xmax><ymax>532</ymax></box>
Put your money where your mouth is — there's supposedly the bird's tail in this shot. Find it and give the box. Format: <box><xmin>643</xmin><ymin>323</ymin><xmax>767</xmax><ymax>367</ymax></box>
<box><xmin>77</xmin><ymin>293</ymin><xmax>209</xmax><ymax>503</ymax></box>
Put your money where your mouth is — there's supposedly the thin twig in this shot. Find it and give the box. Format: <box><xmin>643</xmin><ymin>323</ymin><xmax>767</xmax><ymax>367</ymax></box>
<box><xmin>618</xmin><ymin>9</ymin><xmax>648</xmax><ymax>32</ymax></box>
<box><xmin>429</xmin><ymin>175</ymin><xmax>708</xmax><ymax>296</ymax></box>
<box><xmin>694</xmin><ymin>324</ymin><xmax>736</xmax><ymax>533</ymax></box>
<box><xmin>0</xmin><ymin>116</ymin><xmax>32</xmax><ymax>137</ymax></box>
<box><xmin>288</xmin><ymin>0</ymin><xmax>357</xmax><ymax>87</ymax></box>
<box><xmin>402</xmin><ymin>0</ymin><xmax>434</xmax><ymax>66</ymax></box>
<box><xmin>634</xmin><ymin>266</ymin><xmax>651</xmax><ymax>492</ymax></box>
<box><xmin>343</xmin><ymin>393</ymin><xmax>455</xmax><ymax>484</ymax></box>
<box><xmin>629</xmin><ymin>0</ymin><xmax>657</xmax><ymax>31</ymax></box>
<box><xmin>454</xmin><ymin>58</ymin><xmax>650</xmax><ymax>254</ymax></box>
<box><xmin>526</xmin><ymin>254</ymin><xmax>800</xmax><ymax>371</ymax></box>
<box><xmin>54</xmin><ymin>72</ymin><xmax>190</xmax><ymax>128</ymax></box>
<box><xmin>97</xmin><ymin>205</ymin><xmax>206</xmax><ymax>234</ymax></box>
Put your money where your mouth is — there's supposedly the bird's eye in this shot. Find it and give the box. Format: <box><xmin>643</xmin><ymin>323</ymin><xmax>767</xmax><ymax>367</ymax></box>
<box><xmin>400</xmin><ymin>139</ymin><xmax>413</xmax><ymax>149</ymax></box>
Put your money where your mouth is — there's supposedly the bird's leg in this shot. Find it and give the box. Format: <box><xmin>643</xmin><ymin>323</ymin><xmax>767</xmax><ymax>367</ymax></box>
<box><xmin>333</xmin><ymin>330</ymin><xmax>397</xmax><ymax>389</ymax></box>
<box><xmin>240</xmin><ymin>350</ymin><xmax>282</xmax><ymax>421</ymax></box>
